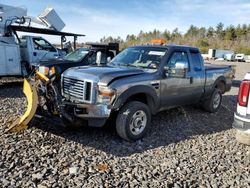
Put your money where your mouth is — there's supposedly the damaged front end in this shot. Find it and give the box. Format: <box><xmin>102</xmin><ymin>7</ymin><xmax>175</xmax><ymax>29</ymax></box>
<box><xmin>60</xmin><ymin>75</ymin><xmax>116</xmax><ymax>128</ymax></box>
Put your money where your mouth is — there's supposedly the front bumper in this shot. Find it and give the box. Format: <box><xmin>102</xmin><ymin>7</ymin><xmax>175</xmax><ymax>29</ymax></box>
<box><xmin>233</xmin><ymin>113</ymin><xmax>250</xmax><ymax>131</ymax></box>
<box><xmin>61</xmin><ymin>102</ymin><xmax>111</xmax><ymax>127</ymax></box>
<box><xmin>63</xmin><ymin>102</ymin><xmax>111</xmax><ymax>119</ymax></box>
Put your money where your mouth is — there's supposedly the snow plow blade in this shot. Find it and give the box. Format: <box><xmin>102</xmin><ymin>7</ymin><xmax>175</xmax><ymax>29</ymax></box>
<box><xmin>5</xmin><ymin>78</ymin><xmax>38</xmax><ymax>133</ymax></box>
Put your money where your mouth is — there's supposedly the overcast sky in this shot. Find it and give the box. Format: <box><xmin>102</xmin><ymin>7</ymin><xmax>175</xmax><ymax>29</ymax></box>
<box><xmin>2</xmin><ymin>0</ymin><xmax>250</xmax><ymax>43</ymax></box>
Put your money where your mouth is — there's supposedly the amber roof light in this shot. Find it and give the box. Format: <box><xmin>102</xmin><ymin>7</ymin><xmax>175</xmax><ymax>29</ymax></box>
<box><xmin>151</xmin><ymin>39</ymin><xmax>166</xmax><ymax>45</ymax></box>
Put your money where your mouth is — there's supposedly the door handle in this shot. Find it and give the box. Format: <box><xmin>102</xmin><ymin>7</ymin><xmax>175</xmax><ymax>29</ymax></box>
<box><xmin>33</xmin><ymin>52</ymin><xmax>37</xmax><ymax>56</ymax></box>
<box><xmin>186</xmin><ymin>76</ymin><xmax>193</xmax><ymax>83</ymax></box>
<box><xmin>190</xmin><ymin>77</ymin><xmax>193</xmax><ymax>84</ymax></box>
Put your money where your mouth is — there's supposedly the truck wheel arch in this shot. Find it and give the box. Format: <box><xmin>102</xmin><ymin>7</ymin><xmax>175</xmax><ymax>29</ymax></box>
<box><xmin>112</xmin><ymin>86</ymin><xmax>159</xmax><ymax>114</ymax></box>
<box><xmin>214</xmin><ymin>76</ymin><xmax>226</xmax><ymax>94</ymax></box>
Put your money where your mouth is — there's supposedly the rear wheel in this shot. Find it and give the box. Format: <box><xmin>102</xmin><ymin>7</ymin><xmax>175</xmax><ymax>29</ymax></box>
<box><xmin>116</xmin><ymin>101</ymin><xmax>151</xmax><ymax>141</ymax></box>
<box><xmin>203</xmin><ymin>89</ymin><xmax>222</xmax><ymax>113</ymax></box>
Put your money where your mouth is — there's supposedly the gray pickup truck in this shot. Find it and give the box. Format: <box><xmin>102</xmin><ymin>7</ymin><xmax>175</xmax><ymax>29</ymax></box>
<box><xmin>60</xmin><ymin>45</ymin><xmax>234</xmax><ymax>141</ymax></box>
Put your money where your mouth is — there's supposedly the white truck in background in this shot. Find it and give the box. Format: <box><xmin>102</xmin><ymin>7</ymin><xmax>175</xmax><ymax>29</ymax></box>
<box><xmin>208</xmin><ymin>49</ymin><xmax>234</xmax><ymax>60</ymax></box>
<box><xmin>224</xmin><ymin>53</ymin><xmax>235</xmax><ymax>61</ymax></box>
<box><xmin>1</xmin><ymin>35</ymin><xmax>60</xmax><ymax>76</ymax></box>
<box><xmin>0</xmin><ymin>4</ymin><xmax>83</xmax><ymax>77</ymax></box>
<box><xmin>233</xmin><ymin>73</ymin><xmax>250</xmax><ymax>145</ymax></box>
<box><xmin>244</xmin><ymin>55</ymin><xmax>250</xmax><ymax>63</ymax></box>
<box><xmin>235</xmin><ymin>54</ymin><xmax>245</xmax><ymax>62</ymax></box>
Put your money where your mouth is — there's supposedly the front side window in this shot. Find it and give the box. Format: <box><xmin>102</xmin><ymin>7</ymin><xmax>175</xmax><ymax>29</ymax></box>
<box><xmin>33</xmin><ymin>38</ymin><xmax>56</xmax><ymax>52</ymax></box>
<box><xmin>111</xmin><ymin>47</ymin><xmax>167</xmax><ymax>70</ymax></box>
<box><xmin>86</xmin><ymin>51</ymin><xmax>108</xmax><ymax>64</ymax></box>
<box><xmin>168</xmin><ymin>51</ymin><xmax>189</xmax><ymax>68</ymax></box>
<box><xmin>167</xmin><ymin>51</ymin><xmax>189</xmax><ymax>78</ymax></box>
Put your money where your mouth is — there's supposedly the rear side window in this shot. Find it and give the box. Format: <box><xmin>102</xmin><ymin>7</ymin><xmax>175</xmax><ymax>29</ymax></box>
<box><xmin>190</xmin><ymin>51</ymin><xmax>203</xmax><ymax>71</ymax></box>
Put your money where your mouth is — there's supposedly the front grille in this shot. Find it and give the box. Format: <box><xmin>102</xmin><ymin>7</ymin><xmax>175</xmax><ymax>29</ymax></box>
<box><xmin>63</xmin><ymin>77</ymin><xmax>93</xmax><ymax>103</ymax></box>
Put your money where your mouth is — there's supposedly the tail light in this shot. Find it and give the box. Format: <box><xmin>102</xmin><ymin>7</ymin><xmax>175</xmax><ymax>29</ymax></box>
<box><xmin>238</xmin><ymin>80</ymin><xmax>250</xmax><ymax>106</ymax></box>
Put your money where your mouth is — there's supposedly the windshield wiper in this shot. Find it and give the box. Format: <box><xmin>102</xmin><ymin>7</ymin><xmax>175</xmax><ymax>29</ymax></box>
<box><xmin>114</xmin><ymin>63</ymin><xmax>138</xmax><ymax>68</ymax></box>
<box><xmin>123</xmin><ymin>64</ymin><xmax>137</xmax><ymax>68</ymax></box>
<box><xmin>112</xmin><ymin>62</ymin><xmax>148</xmax><ymax>69</ymax></box>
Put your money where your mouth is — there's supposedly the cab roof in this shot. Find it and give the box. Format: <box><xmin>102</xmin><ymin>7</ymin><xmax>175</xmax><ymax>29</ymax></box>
<box><xmin>131</xmin><ymin>44</ymin><xmax>199</xmax><ymax>51</ymax></box>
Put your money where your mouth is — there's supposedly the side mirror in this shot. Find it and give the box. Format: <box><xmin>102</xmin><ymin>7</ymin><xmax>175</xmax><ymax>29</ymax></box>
<box><xmin>165</xmin><ymin>61</ymin><xmax>188</xmax><ymax>78</ymax></box>
<box><xmin>107</xmin><ymin>57</ymin><xmax>111</xmax><ymax>63</ymax></box>
<box><xmin>96</xmin><ymin>51</ymin><xmax>102</xmax><ymax>65</ymax></box>
<box><xmin>175</xmin><ymin>61</ymin><xmax>188</xmax><ymax>69</ymax></box>
<box><xmin>163</xmin><ymin>66</ymin><xmax>169</xmax><ymax>73</ymax></box>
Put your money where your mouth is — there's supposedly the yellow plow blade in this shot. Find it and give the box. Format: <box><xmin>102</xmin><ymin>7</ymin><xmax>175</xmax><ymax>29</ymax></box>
<box><xmin>5</xmin><ymin>78</ymin><xmax>38</xmax><ymax>133</ymax></box>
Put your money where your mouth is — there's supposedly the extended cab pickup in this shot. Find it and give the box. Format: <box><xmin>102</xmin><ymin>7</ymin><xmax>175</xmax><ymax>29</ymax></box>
<box><xmin>61</xmin><ymin>45</ymin><xmax>234</xmax><ymax>141</ymax></box>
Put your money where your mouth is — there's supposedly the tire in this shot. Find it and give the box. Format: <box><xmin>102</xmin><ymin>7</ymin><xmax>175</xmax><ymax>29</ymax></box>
<box><xmin>116</xmin><ymin>101</ymin><xmax>151</xmax><ymax>141</ymax></box>
<box><xmin>203</xmin><ymin>89</ymin><xmax>222</xmax><ymax>113</ymax></box>
<box><xmin>236</xmin><ymin>130</ymin><xmax>250</xmax><ymax>145</ymax></box>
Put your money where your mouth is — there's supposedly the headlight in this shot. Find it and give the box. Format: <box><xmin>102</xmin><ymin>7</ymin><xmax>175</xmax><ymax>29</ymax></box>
<box><xmin>39</xmin><ymin>66</ymin><xmax>56</xmax><ymax>76</ymax></box>
<box><xmin>98</xmin><ymin>85</ymin><xmax>116</xmax><ymax>97</ymax></box>
<box><xmin>97</xmin><ymin>85</ymin><xmax>116</xmax><ymax>104</ymax></box>
<box><xmin>39</xmin><ymin>66</ymin><xmax>49</xmax><ymax>75</ymax></box>
<box><xmin>49</xmin><ymin>66</ymin><xmax>56</xmax><ymax>76</ymax></box>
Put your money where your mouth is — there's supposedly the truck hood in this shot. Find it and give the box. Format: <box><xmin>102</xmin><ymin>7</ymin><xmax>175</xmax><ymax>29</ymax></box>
<box><xmin>63</xmin><ymin>65</ymin><xmax>146</xmax><ymax>85</ymax></box>
<box><xmin>38</xmin><ymin>58</ymin><xmax>75</xmax><ymax>67</ymax></box>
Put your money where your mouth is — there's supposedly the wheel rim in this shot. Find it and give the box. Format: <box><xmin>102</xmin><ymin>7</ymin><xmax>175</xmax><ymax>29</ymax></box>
<box><xmin>213</xmin><ymin>92</ymin><xmax>221</xmax><ymax>109</ymax></box>
<box><xmin>129</xmin><ymin>110</ymin><xmax>147</xmax><ymax>135</ymax></box>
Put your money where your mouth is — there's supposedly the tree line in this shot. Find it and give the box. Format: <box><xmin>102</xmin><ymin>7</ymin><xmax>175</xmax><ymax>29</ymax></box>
<box><xmin>100</xmin><ymin>23</ymin><xmax>250</xmax><ymax>54</ymax></box>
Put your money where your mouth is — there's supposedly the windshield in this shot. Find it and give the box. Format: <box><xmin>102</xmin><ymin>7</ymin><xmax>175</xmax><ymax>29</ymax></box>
<box><xmin>64</xmin><ymin>48</ymin><xmax>89</xmax><ymax>62</ymax></box>
<box><xmin>111</xmin><ymin>47</ymin><xmax>167</xmax><ymax>69</ymax></box>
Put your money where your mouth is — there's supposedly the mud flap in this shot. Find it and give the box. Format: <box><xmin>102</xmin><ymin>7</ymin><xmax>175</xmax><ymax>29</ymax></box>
<box><xmin>5</xmin><ymin>79</ymin><xmax>38</xmax><ymax>133</ymax></box>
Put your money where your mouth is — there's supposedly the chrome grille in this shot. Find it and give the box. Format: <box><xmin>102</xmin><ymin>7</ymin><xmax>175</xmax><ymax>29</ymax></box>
<box><xmin>63</xmin><ymin>77</ymin><xmax>86</xmax><ymax>102</ymax></box>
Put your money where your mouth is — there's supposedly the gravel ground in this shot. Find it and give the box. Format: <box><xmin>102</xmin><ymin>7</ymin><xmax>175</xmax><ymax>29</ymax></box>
<box><xmin>0</xmin><ymin>61</ymin><xmax>250</xmax><ymax>187</ymax></box>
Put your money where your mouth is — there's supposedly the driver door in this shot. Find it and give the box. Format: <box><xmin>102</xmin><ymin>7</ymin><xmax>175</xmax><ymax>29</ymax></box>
<box><xmin>31</xmin><ymin>38</ymin><xmax>58</xmax><ymax>65</ymax></box>
<box><xmin>160</xmin><ymin>50</ymin><xmax>197</xmax><ymax>108</ymax></box>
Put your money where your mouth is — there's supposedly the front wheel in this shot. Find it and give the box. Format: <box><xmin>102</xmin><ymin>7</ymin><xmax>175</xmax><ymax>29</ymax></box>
<box><xmin>116</xmin><ymin>101</ymin><xmax>151</xmax><ymax>141</ymax></box>
<box><xmin>202</xmin><ymin>89</ymin><xmax>222</xmax><ymax>113</ymax></box>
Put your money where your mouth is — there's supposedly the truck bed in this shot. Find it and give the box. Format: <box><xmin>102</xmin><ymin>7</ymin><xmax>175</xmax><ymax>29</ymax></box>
<box><xmin>204</xmin><ymin>63</ymin><xmax>231</xmax><ymax>70</ymax></box>
<box><xmin>205</xmin><ymin>63</ymin><xmax>235</xmax><ymax>75</ymax></box>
